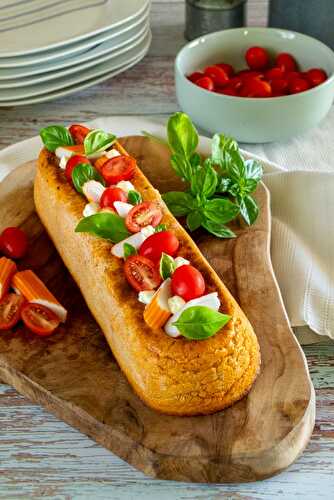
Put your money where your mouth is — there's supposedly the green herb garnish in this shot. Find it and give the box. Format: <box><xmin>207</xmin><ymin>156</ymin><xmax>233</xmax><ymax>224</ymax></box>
<box><xmin>72</xmin><ymin>163</ymin><xmax>105</xmax><ymax>194</ymax></box>
<box><xmin>75</xmin><ymin>212</ymin><xmax>130</xmax><ymax>243</ymax></box>
<box><xmin>127</xmin><ymin>190</ymin><xmax>142</xmax><ymax>205</ymax></box>
<box><xmin>173</xmin><ymin>306</ymin><xmax>231</xmax><ymax>340</ymax></box>
<box><xmin>40</xmin><ymin>125</ymin><xmax>74</xmax><ymax>152</ymax></box>
<box><xmin>124</xmin><ymin>243</ymin><xmax>137</xmax><ymax>258</ymax></box>
<box><xmin>84</xmin><ymin>129</ymin><xmax>116</xmax><ymax>156</ymax></box>
<box><xmin>159</xmin><ymin>252</ymin><xmax>176</xmax><ymax>280</ymax></box>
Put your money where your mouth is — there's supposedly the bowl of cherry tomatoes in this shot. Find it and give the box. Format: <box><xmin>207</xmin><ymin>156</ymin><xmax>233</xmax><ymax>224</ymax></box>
<box><xmin>175</xmin><ymin>27</ymin><xmax>334</xmax><ymax>142</ymax></box>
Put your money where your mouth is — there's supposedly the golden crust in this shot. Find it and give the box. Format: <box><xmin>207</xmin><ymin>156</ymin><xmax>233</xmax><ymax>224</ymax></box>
<box><xmin>34</xmin><ymin>147</ymin><xmax>261</xmax><ymax>416</ymax></box>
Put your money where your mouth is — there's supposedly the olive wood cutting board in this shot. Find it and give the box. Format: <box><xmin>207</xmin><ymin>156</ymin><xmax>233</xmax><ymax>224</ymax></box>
<box><xmin>0</xmin><ymin>136</ymin><xmax>315</xmax><ymax>483</ymax></box>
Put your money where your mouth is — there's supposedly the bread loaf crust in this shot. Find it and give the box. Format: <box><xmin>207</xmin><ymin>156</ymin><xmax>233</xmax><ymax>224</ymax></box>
<box><xmin>34</xmin><ymin>147</ymin><xmax>261</xmax><ymax>416</ymax></box>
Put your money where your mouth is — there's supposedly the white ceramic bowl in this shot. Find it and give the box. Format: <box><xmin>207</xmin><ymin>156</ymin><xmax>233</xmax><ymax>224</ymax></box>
<box><xmin>175</xmin><ymin>27</ymin><xmax>334</xmax><ymax>143</ymax></box>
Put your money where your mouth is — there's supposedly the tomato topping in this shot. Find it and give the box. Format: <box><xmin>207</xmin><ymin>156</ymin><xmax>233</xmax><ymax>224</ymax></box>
<box><xmin>217</xmin><ymin>63</ymin><xmax>234</xmax><ymax>77</ymax></box>
<box><xmin>171</xmin><ymin>265</ymin><xmax>205</xmax><ymax>302</ymax></box>
<box><xmin>195</xmin><ymin>76</ymin><xmax>214</xmax><ymax>91</ymax></box>
<box><xmin>0</xmin><ymin>227</ymin><xmax>28</xmax><ymax>259</ymax></box>
<box><xmin>239</xmin><ymin>77</ymin><xmax>272</xmax><ymax>98</ymax></box>
<box><xmin>288</xmin><ymin>76</ymin><xmax>310</xmax><ymax>94</ymax></box>
<box><xmin>245</xmin><ymin>46</ymin><xmax>269</xmax><ymax>70</ymax></box>
<box><xmin>204</xmin><ymin>65</ymin><xmax>229</xmax><ymax>87</ymax></box>
<box><xmin>101</xmin><ymin>155</ymin><xmax>136</xmax><ymax>185</ymax></box>
<box><xmin>21</xmin><ymin>303</ymin><xmax>60</xmax><ymax>336</ymax></box>
<box><xmin>69</xmin><ymin>124</ymin><xmax>90</xmax><ymax>144</ymax></box>
<box><xmin>139</xmin><ymin>231</ymin><xmax>179</xmax><ymax>262</ymax></box>
<box><xmin>306</xmin><ymin>68</ymin><xmax>327</xmax><ymax>87</ymax></box>
<box><xmin>124</xmin><ymin>255</ymin><xmax>162</xmax><ymax>292</ymax></box>
<box><xmin>0</xmin><ymin>293</ymin><xmax>25</xmax><ymax>330</ymax></box>
<box><xmin>187</xmin><ymin>71</ymin><xmax>204</xmax><ymax>83</ymax></box>
<box><xmin>276</xmin><ymin>53</ymin><xmax>297</xmax><ymax>73</ymax></box>
<box><xmin>65</xmin><ymin>155</ymin><xmax>90</xmax><ymax>183</ymax></box>
<box><xmin>125</xmin><ymin>202</ymin><xmax>163</xmax><ymax>233</ymax></box>
<box><xmin>100</xmin><ymin>187</ymin><xmax>128</xmax><ymax>210</ymax></box>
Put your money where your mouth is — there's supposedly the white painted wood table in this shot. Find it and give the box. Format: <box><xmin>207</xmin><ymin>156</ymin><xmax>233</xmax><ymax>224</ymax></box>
<box><xmin>0</xmin><ymin>1</ymin><xmax>333</xmax><ymax>498</ymax></box>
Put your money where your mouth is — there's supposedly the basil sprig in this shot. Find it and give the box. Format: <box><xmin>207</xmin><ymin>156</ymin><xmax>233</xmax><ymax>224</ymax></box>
<box><xmin>173</xmin><ymin>306</ymin><xmax>231</xmax><ymax>340</ymax></box>
<box><xmin>40</xmin><ymin>125</ymin><xmax>74</xmax><ymax>152</ymax></box>
<box><xmin>124</xmin><ymin>243</ymin><xmax>137</xmax><ymax>258</ymax></box>
<box><xmin>75</xmin><ymin>212</ymin><xmax>130</xmax><ymax>243</ymax></box>
<box><xmin>159</xmin><ymin>253</ymin><xmax>176</xmax><ymax>280</ymax></box>
<box><xmin>127</xmin><ymin>190</ymin><xmax>142</xmax><ymax>205</ymax></box>
<box><xmin>84</xmin><ymin>129</ymin><xmax>116</xmax><ymax>156</ymax></box>
<box><xmin>72</xmin><ymin>163</ymin><xmax>105</xmax><ymax>194</ymax></box>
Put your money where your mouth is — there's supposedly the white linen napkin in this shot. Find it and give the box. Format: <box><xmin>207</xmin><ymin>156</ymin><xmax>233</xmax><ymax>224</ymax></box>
<box><xmin>1</xmin><ymin>115</ymin><xmax>333</xmax><ymax>343</ymax></box>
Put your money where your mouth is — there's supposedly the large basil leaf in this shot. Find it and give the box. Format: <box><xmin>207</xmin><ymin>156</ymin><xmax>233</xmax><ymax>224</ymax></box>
<box><xmin>201</xmin><ymin>219</ymin><xmax>236</xmax><ymax>238</ymax></box>
<box><xmin>167</xmin><ymin>112</ymin><xmax>199</xmax><ymax>158</ymax></box>
<box><xmin>84</xmin><ymin>129</ymin><xmax>116</xmax><ymax>156</ymax></box>
<box><xmin>72</xmin><ymin>163</ymin><xmax>105</xmax><ymax>194</ymax></box>
<box><xmin>238</xmin><ymin>194</ymin><xmax>259</xmax><ymax>225</ymax></box>
<box><xmin>203</xmin><ymin>198</ymin><xmax>239</xmax><ymax>224</ymax></box>
<box><xmin>173</xmin><ymin>306</ymin><xmax>231</xmax><ymax>340</ymax></box>
<box><xmin>186</xmin><ymin>210</ymin><xmax>202</xmax><ymax>231</ymax></box>
<box><xmin>159</xmin><ymin>253</ymin><xmax>176</xmax><ymax>280</ymax></box>
<box><xmin>244</xmin><ymin>159</ymin><xmax>263</xmax><ymax>181</ymax></box>
<box><xmin>170</xmin><ymin>153</ymin><xmax>193</xmax><ymax>182</ymax></box>
<box><xmin>162</xmin><ymin>191</ymin><xmax>197</xmax><ymax>216</ymax></box>
<box><xmin>211</xmin><ymin>133</ymin><xmax>238</xmax><ymax>168</ymax></box>
<box><xmin>40</xmin><ymin>125</ymin><xmax>74</xmax><ymax>152</ymax></box>
<box><xmin>190</xmin><ymin>164</ymin><xmax>217</xmax><ymax>199</ymax></box>
<box><xmin>75</xmin><ymin>212</ymin><xmax>130</xmax><ymax>243</ymax></box>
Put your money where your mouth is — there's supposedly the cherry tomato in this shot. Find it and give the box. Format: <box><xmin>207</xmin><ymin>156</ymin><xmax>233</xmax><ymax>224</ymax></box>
<box><xmin>265</xmin><ymin>67</ymin><xmax>285</xmax><ymax>80</ymax></box>
<box><xmin>237</xmin><ymin>69</ymin><xmax>264</xmax><ymax>80</ymax></box>
<box><xmin>306</xmin><ymin>68</ymin><xmax>327</xmax><ymax>87</ymax></box>
<box><xmin>239</xmin><ymin>77</ymin><xmax>272</xmax><ymax>98</ymax></box>
<box><xmin>195</xmin><ymin>76</ymin><xmax>214</xmax><ymax>91</ymax></box>
<box><xmin>21</xmin><ymin>303</ymin><xmax>60</xmax><ymax>336</ymax></box>
<box><xmin>288</xmin><ymin>76</ymin><xmax>310</xmax><ymax>94</ymax></box>
<box><xmin>187</xmin><ymin>71</ymin><xmax>204</xmax><ymax>83</ymax></box>
<box><xmin>0</xmin><ymin>227</ymin><xmax>28</xmax><ymax>259</ymax></box>
<box><xmin>69</xmin><ymin>124</ymin><xmax>90</xmax><ymax>144</ymax></box>
<box><xmin>139</xmin><ymin>231</ymin><xmax>179</xmax><ymax>262</ymax></box>
<box><xmin>100</xmin><ymin>187</ymin><xmax>127</xmax><ymax>210</ymax></box>
<box><xmin>101</xmin><ymin>155</ymin><xmax>136</xmax><ymax>185</ymax></box>
<box><xmin>229</xmin><ymin>76</ymin><xmax>243</xmax><ymax>90</ymax></box>
<box><xmin>204</xmin><ymin>65</ymin><xmax>229</xmax><ymax>87</ymax></box>
<box><xmin>276</xmin><ymin>53</ymin><xmax>297</xmax><ymax>73</ymax></box>
<box><xmin>216</xmin><ymin>85</ymin><xmax>238</xmax><ymax>96</ymax></box>
<box><xmin>65</xmin><ymin>155</ymin><xmax>90</xmax><ymax>183</ymax></box>
<box><xmin>217</xmin><ymin>63</ymin><xmax>234</xmax><ymax>77</ymax></box>
<box><xmin>0</xmin><ymin>293</ymin><xmax>25</xmax><ymax>330</ymax></box>
<box><xmin>171</xmin><ymin>265</ymin><xmax>205</xmax><ymax>302</ymax></box>
<box><xmin>124</xmin><ymin>255</ymin><xmax>162</xmax><ymax>292</ymax></box>
<box><xmin>245</xmin><ymin>46</ymin><xmax>269</xmax><ymax>70</ymax></box>
<box><xmin>125</xmin><ymin>202</ymin><xmax>163</xmax><ymax>233</ymax></box>
<box><xmin>271</xmin><ymin>77</ymin><xmax>289</xmax><ymax>95</ymax></box>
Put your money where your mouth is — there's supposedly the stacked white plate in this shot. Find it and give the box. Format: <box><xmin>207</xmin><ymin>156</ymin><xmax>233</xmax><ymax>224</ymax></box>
<box><xmin>0</xmin><ymin>0</ymin><xmax>151</xmax><ymax>106</ymax></box>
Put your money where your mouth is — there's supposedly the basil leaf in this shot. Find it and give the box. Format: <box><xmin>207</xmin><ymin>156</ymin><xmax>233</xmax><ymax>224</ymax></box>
<box><xmin>124</xmin><ymin>243</ymin><xmax>137</xmax><ymax>258</ymax></box>
<box><xmin>155</xmin><ymin>224</ymin><xmax>167</xmax><ymax>233</ymax></box>
<box><xmin>84</xmin><ymin>129</ymin><xmax>116</xmax><ymax>156</ymax></box>
<box><xmin>186</xmin><ymin>211</ymin><xmax>202</xmax><ymax>232</ymax></box>
<box><xmin>75</xmin><ymin>212</ymin><xmax>130</xmax><ymax>243</ymax></box>
<box><xmin>238</xmin><ymin>194</ymin><xmax>259</xmax><ymax>225</ymax></box>
<box><xmin>72</xmin><ymin>163</ymin><xmax>105</xmax><ymax>194</ymax></box>
<box><xmin>167</xmin><ymin>112</ymin><xmax>199</xmax><ymax>158</ymax></box>
<box><xmin>201</xmin><ymin>219</ymin><xmax>236</xmax><ymax>239</ymax></box>
<box><xmin>226</xmin><ymin>150</ymin><xmax>246</xmax><ymax>181</ymax></box>
<box><xmin>244</xmin><ymin>159</ymin><xmax>263</xmax><ymax>181</ymax></box>
<box><xmin>162</xmin><ymin>191</ymin><xmax>197</xmax><ymax>216</ymax></box>
<box><xmin>127</xmin><ymin>190</ymin><xmax>142</xmax><ymax>205</ymax></box>
<box><xmin>159</xmin><ymin>252</ymin><xmax>176</xmax><ymax>280</ymax></box>
<box><xmin>173</xmin><ymin>306</ymin><xmax>231</xmax><ymax>340</ymax></box>
<box><xmin>203</xmin><ymin>198</ymin><xmax>239</xmax><ymax>224</ymax></box>
<box><xmin>211</xmin><ymin>133</ymin><xmax>238</xmax><ymax>168</ymax></box>
<box><xmin>40</xmin><ymin>125</ymin><xmax>74</xmax><ymax>152</ymax></box>
<box><xmin>190</xmin><ymin>164</ymin><xmax>217</xmax><ymax>199</ymax></box>
<box><xmin>190</xmin><ymin>152</ymin><xmax>201</xmax><ymax>169</ymax></box>
<box><xmin>170</xmin><ymin>153</ymin><xmax>193</xmax><ymax>182</ymax></box>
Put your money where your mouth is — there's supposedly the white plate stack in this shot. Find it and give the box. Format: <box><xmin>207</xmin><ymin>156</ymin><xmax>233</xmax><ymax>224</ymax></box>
<box><xmin>0</xmin><ymin>0</ymin><xmax>151</xmax><ymax>106</ymax></box>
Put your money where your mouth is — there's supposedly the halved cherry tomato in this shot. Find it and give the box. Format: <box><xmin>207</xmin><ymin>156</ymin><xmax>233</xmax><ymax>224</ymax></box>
<box><xmin>245</xmin><ymin>46</ymin><xmax>269</xmax><ymax>70</ymax></box>
<box><xmin>217</xmin><ymin>63</ymin><xmax>234</xmax><ymax>77</ymax></box>
<box><xmin>125</xmin><ymin>202</ymin><xmax>163</xmax><ymax>233</ymax></box>
<box><xmin>100</xmin><ymin>187</ymin><xmax>127</xmax><ymax>210</ymax></box>
<box><xmin>288</xmin><ymin>76</ymin><xmax>310</xmax><ymax>94</ymax></box>
<box><xmin>306</xmin><ymin>68</ymin><xmax>327</xmax><ymax>87</ymax></box>
<box><xmin>139</xmin><ymin>231</ymin><xmax>179</xmax><ymax>262</ymax></box>
<box><xmin>101</xmin><ymin>155</ymin><xmax>136</xmax><ymax>185</ymax></box>
<box><xmin>276</xmin><ymin>53</ymin><xmax>297</xmax><ymax>73</ymax></box>
<box><xmin>239</xmin><ymin>77</ymin><xmax>272</xmax><ymax>98</ymax></box>
<box><xmin>65</xmin><ymin>155</ymin><xmax>90</xmax><ymax>183</ymax></box>
<box><xmin>204</xmin><ymin>65</ymin><xmax>229</xmax><ymax>87</ymax></box>
<box><xmin>124</xmin><ymin>255</ymin><xmax>162</xmax><ymax>292</ymax></box>
<box><xmin>0</xmin><ymin>227</ymin><xmax>28</xmax><ymax>259</ymax></box>
<box><xmin>171</xmin><ymin>265</ymin><xmax>205</xmax><ymax>302</ymax></box>
<box><xmin>21</xmin><ymin>303</ymin><xmax>60</xmax><ymax>336</ymax></box>
<box><xmin>187</xmin><ymin>71</ymin><xmax>204</xmax><ymax>83</ymax></box>
<box><xmin>195</xmin><ymin>76</ymin><xmax>214</xmax><ymax>91</ymax></box>
<box><xmin>69</xmin><ymin>124</ymin><xmax>90</xmax><ymax>144</ymax></box>
<box><xmin>0</xmin><ymin>293</ymin><xmax>25</xmax><ymax>330</ymax></box>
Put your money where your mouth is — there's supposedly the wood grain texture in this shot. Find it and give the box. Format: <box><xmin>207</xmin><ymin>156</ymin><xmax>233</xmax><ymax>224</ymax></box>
<box><xmin>0</xmin><ymin>0</ymin><xmax>333</xmax><ymax>497</ymax></box>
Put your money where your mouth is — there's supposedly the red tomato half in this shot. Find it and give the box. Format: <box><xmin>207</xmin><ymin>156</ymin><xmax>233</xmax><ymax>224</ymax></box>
<box><xmin>100</xmin><ymin>187</ymin><xmax>127</xmax><ymax>210</ymax></box>
<box><xmin>65</xmin><ymin>155</ymin><xmax>90</xmax><ymax>183</ymax></box>
<box><xmin>288</xmin><ymin>76</ymin><xmax>310</xmax><ymax>94</ymax></box>
<box><xmin>139</xmin><ymin>231</ymin><xmax>179</xmax><ymax>262</ymax></box>
<box><xmin>306</xmin><ymin>68</ymin><xmax>327</xmax><ymax>87</ymax></box>
<box><xmin>195</xmin><ymin>76</ymin><xmax>214</xmax><ymax>91</ymax></box>
<box><xmin>124</xmin><ymin>255</ymin><xmax>162</xmax><ymax>292</ymax></box>
<box><xmin>245</xmin><ymin>46</ymin><xmax>269</xmax><ymax>70</ymax></box>
<box><xmin>21</xmin><ymin>303</ymin><xmax>60</xmax><ymax>336</ymax></box>
<box><xmin>0</xmin><ymin>293</ymin><xmax>25</xmax><ymax>330</ymax></box>
<box><xmin>204</xmin><ymin>65</ymin><xmax>229</xmax><ymax>87</ymax></box>
<box><xmin>101</xmin><ymin>155</ymin><xmax>136</xmax><ymax>185</ymax></box>
<box><xmin>187</xmin><ymin>71</ymin><xmax>204</xmax><ymax>83</ymax></box>
<box><xmin>0</xmin><ymin>227</ymin><xmax>28</xmax><ymax>259</ymax></box>
<box><xmin>217</xmin><ymin>63</ymin><xmax>234</xmax><ymax>77</ymax></box>
<box><xmin>171</xmin><ymin>265</ymin><xmax>205</xmax><ymax>302</ymax></box>
<box><xmin>69</xmin><ymin>124</ymin><xmax>90</xmax><ymax>144</ymax></box>
<box><xmin>125</xmin><ymin>202</ymin><xmax>163</xmax><ymax>233</ymax></box>
<box><xmin>276</xmin><ymin>53</ymin><xmax>297</xmax><ymax>73</ymax></box>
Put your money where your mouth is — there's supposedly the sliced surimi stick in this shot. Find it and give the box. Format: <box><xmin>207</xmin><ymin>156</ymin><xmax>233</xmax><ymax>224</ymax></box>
<box><xmin>143</xmin><ymin>279</ymin><xmax>172</xmax><ymax>330</ymax></box>
<box><xmin>0</xmin><ymin>257</ymin><xmax>17</xmax><ymax>300</ymax></box>
<box><xmin>12</xmin><ymin>270</ymin><xmax>67</xmax><ymax>322</ymax></box>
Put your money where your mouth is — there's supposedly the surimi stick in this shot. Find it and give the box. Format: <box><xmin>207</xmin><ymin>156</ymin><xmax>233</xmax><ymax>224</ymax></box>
<box><xmin>0</xmin><ymin>257</ymin><xmax>17</xmax><ymax>300</ymax></box>
<box><xmin>12</xmin><ymin>270</ymin><xmax>67</xmax><ymax>322</ymax></box>
<box><xmin>143</xmin><ymin>279</ymin><xmax>172</xmax><ymax>330</ymax></box>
